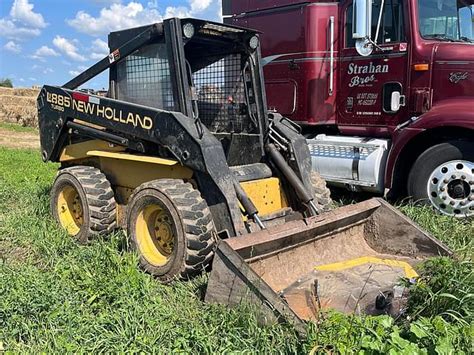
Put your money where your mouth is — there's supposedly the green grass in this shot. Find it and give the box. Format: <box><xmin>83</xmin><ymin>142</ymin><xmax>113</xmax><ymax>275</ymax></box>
<box><xmin>0</xmin><ymin>122</ymin><xmax>38</xmax><ymax>133</ymax></box>
<box><xmin>0</xmin><ymin>147</ymin><xmax>472</xmax><ymax>353</ymax></box>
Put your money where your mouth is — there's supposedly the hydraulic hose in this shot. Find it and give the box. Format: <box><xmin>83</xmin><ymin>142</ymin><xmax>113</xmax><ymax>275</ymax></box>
<box><xmin>233</xmin><ymin>181</ymin><xmax>266</xmax><ymax>230</ymax></box>
<box><xmin>266</xmin><ymin>143</ymin><xmax>319</xmax><ymax>216</ymax></box>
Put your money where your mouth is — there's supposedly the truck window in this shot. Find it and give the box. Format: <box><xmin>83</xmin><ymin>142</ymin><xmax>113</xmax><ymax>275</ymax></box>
<box><xmin>459</xmin><ymin>5</ymin><xmax>474</xmax><ymax>39</ymax></box>
<box><xmin>346</xmin><ymin>0</ymin><xmax>405</xmax><ymax>48</ymax></box>
<box><xmin>418</xmin><ymin>0</ymin><xmax>474</xmax><ymax>41</ymax></box>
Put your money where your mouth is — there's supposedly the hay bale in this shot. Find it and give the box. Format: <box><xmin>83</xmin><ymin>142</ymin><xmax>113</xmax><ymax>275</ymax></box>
<box><xmin>0</xmin><ymin>87</ymin><xmax>39</xmax><ymax>127</ymax></box>
<box><xmin>0</xmin><ymin>87</ymin><xmax>39</xmax><ymax>97</ymax></box>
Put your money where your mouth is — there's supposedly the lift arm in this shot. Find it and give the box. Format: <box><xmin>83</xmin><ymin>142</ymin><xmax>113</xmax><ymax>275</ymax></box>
<box><xmin>63</xmin><ymin>23</ymin><xmax>164</xmax><ymax>90</ymax></box>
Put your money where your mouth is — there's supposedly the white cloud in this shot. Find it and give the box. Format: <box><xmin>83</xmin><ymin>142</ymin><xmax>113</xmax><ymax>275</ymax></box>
<box><xmin>164</xmin><ymin>6</ymin><xmax>191</xmax><ymax>18</ymax></box>
<box><xmin>190</xmin><ymin>0</ymin><xmax>212</xmax><ymax>13</ymax></box>
<box><xmin>67</xmin><ymin>1</ymin><xmax>220</xmax><ymax>36</ymax></box>
<box><xmin>147</xmin><ymin>0</ymin><xmax>158</xmax><ymax>9</ymax></box>
<box><xmin>165</xmin><ymin>0</ymin><xmax>216</xmax><ymax>19</ymax></box>
<box><xmin>68</xmin><ymin>2</ymin><xmax>162</xmax><ymax>36</ymax></box>
<box><xmin>4</xmin><ymin>41</ymin><xmax>21</xmax><ymax>53</ymax></box>
<box><xmin>33</xmin><ymin>45</ymin><xmax>59</xmax><ymax>57</ymax></box>
<box><xmin>10</xmin><ymin>0</ymin><xmax>47</xmax><ymax>29</ymax></box>
<box><xmin>164</xmin><ymin>0</ymin><xmax>214</xmax><ymax>17</ymax></box>
<box><xmin>53</xmin><ymin>36</ymin><xmax>87</xmax><ymax>62</ymax></box>
<box><xmin>0</xmin><ymin>0</ymin><xmax>47</xmax><ymax>41</ymax></box>
<box><xmin>68</xmin><ymin>65</ymin><xmax>89</xmax><ymax>76</ymax></box>
<box><xmin>43</xmin><ymin>67</ymin><xmax>54</xmax><ymax>74</ymax></box>
<box><xmin>0</xmin><ymin>18</ymin><xmax>40</xmax><ymax>40</ymax></box>
<box><xmin>90</xmin><ymin>38</ymin><xmax>109</xmax><ymax>59</ymax></box>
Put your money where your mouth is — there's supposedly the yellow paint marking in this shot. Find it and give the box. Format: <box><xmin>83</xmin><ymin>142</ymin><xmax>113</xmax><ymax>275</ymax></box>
<box><xmin>315</xmin><ymin>256</ymin><xmax>418</xmax><ymax>279</ymax></box>
<box><xmin>87</xmin><ymin>150</ymin><xmax>179</xmax><ymax>166</ymax></box>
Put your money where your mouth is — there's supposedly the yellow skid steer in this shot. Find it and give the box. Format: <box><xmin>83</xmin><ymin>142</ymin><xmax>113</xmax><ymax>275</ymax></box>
<box><xmin>37</xmin><ymin>18</ymin><xmax>450</xmax><ymax>329</ymax></box>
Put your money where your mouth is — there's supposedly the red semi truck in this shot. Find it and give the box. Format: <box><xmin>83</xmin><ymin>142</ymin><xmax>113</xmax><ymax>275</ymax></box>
<box><xmin>223</xmin><ymin>0</ymin><xmax>474</xmax><ymax>217</ymax></box>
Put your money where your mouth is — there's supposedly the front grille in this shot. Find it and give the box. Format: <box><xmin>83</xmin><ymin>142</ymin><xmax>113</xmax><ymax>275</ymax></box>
<box><xmin>193</xmin><ymin>54</ymin><xmax>254</xmax><ymax>133</ymax></box>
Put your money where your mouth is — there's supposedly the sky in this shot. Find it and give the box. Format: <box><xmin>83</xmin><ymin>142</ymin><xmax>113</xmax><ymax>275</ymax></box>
<box><xmin>0</xmin><ymin>0</ymin><xmax>222</xmax><ymax>89</ymax></box>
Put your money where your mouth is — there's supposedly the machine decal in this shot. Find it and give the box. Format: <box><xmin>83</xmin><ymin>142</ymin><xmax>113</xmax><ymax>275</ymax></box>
<box><xmin>108</xmin><ymin>49</ymin><xmax>121</xmax><ymax>64</ymax></box>
<box><xmin>449</xmin><ymin>72</ymin><xmax>469</xmax><ymax>84</ymax></box>
<box><xmin>46</xmin><ymin>92</ymin><xmax>153</xmax><ymax>130</ymax></box>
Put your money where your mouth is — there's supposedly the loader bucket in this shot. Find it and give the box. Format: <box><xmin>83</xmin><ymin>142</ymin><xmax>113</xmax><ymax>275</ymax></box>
<box><xmin>205</xmin><ymin>198</ymin><xmax>450</xmax><ymax>331</ymax></box>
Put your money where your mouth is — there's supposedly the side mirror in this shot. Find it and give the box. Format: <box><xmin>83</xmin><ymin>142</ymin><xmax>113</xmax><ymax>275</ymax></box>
<box><xmin>390</xmin><ymin>91</ymin><xmax>406</xmax><ymax>112</ymax></box>
<box><xmin>353</xmin><ymin>0</ymin><xmax>372</xmax><ymax>39</ymax></box>
<box><xmin>353</xmin><ymin>0</ymin><xmax>373</xmax><ymax>56</ymax></box>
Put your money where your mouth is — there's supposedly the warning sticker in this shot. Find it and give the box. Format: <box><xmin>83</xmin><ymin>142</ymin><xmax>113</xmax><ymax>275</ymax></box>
<box><xmin>108</xmin><ymin>49</ymin><xmax>120</xmax><ymax>63</ymax></box>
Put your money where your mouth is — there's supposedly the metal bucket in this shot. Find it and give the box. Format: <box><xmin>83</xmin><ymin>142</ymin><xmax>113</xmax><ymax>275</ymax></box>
<box><xmin>205</xmin><ymin>198</ymin><xmax>450</xmax><ymax>331</ymax></box>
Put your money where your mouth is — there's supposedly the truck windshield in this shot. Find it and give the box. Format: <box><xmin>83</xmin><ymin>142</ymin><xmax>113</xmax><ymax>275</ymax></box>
<box><xmin>418</xmin><ymin>0</ymin><xmax>474</xmax><ymax>41</ymax></box>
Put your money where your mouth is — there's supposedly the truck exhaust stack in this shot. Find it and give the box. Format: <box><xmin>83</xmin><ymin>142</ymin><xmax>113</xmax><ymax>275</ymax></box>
<box><xmin>206</xmin><ymin>198</ymin><xmax>450</xmax><ymax>329</ymax></box>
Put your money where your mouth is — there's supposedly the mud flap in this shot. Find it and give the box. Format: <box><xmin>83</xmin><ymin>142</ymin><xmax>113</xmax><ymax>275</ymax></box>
<box><xmin>205</xmin><ymin>198</ymin><xmax>451</xmax><ymax>332</ymax></box>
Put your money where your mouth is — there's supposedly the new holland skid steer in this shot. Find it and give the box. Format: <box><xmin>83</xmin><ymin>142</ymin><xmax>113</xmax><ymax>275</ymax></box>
<box><xmin>37</xmin><ymin>18</ymin><xmax>450</xmax><ymax>329</ymax></box>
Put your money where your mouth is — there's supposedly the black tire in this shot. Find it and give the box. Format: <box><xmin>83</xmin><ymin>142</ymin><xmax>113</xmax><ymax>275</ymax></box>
<box><xmin>51</xmin><ymin>166</ymin><xmax>117</xmax><ymax>243</ymax></box>
<box><xmin>310</xmin><ymin>171</ymin><xmax>333</xmax><ymax>212</ymax></box>
<box><xmin>407</xmin><ymin>141</ymin><xmax>474</xmax><ymax>217</ymax></box>
<box><xmin>127</xmin><ymin>179</ymin><xmax>216</xmax><ymax>282</ymax></box>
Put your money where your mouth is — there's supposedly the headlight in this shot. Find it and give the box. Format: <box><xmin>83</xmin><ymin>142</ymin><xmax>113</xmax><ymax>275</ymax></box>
<box><xmin>183</xmin><ymin>23</ymin><xmax>195</xmax><ymax>39</ymax></box>
<box><xmin>249</xmin><ymin>35</ymin><xmax>259</xmax><ymax>50</ymax></box>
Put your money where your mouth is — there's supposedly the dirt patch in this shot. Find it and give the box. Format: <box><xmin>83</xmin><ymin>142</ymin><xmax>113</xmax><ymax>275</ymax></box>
<box><xmin>0</xmin><ymin>240</ymin><xmax>33</xmax><ymax>265</ymax></box>
<box><xmin>0</xmin><ymin>127</ymin><xmax>39</xmax><ymax>149</ymax></box>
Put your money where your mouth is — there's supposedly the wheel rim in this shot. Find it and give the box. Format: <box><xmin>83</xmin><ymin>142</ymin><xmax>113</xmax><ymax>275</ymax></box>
<box><xmin>57</xmin><ymin>185</ymin><xmax>83</xmax><ymax>235</ymax></box>
<box><xmin>135</xmin><ymin>203</ymin><xmax>175</xmax><ymax>266</ymax></box>
<box><xmin>427</xmin><ymin>160</ymin><xmax>474</xmax><ymax>217</ymax></box>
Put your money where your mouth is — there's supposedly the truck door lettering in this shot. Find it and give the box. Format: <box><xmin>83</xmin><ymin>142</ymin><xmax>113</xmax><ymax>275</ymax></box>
<box><xmin>347</xmin><ymin>62</ymin><xmax>389</xmax><ymax>75</ymax></box>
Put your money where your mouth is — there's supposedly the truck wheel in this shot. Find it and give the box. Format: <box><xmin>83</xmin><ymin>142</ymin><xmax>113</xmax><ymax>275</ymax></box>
<box><xmin>310</xmin><ymin>171</ymin><xmax>333</xmax><ymax>212</ymax></box>
<box><xmin>51</xmin><ymin>166</ymin><xmax>117</xmax><ymax>243</ymax></box>
<box><xmin>127</xmin><ymin>179</ymin><xmax>216</xmax><ymax>282</ymax></box>
<box><xmin>408</xmin><ymin>141</ymin><xmax>474</xmax><ymax>217</ymax></box>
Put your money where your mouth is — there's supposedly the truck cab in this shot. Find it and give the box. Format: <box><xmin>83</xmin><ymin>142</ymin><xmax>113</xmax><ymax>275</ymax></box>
<box><xmin>224</xmin><ymin>0</ymin><xmax>474</xmax><ymax>217</ymax></box>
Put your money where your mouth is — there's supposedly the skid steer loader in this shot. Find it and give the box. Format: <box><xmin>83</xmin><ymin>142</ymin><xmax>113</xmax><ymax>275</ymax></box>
<box><xmin>37</xmin><ymin>18</ymin><xmax>450</xmax><ymax>329</ymax></box>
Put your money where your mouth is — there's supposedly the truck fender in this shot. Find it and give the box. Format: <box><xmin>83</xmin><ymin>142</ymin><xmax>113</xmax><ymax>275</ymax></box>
<box><xmin>385</xmin><ymin>98</ymin><xmax>474</xmax><ymax>188</ymax></box>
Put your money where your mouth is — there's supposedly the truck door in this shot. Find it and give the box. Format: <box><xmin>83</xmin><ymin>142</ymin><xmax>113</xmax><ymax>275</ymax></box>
<box><xmin>337</xmin><ymin>0</ymin><xmax>409</xmax><ymax>131</ymax></box>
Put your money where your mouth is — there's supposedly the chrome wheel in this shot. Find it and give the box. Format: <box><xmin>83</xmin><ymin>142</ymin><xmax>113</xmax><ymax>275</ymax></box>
<box><xmin>427</xmin><ymin>160</ymin><xmax>474</xmax><ymax>217</ymax></box>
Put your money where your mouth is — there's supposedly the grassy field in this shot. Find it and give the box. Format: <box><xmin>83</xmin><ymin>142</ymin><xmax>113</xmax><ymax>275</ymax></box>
<box><xmin>0</xmin><ymin>145</ymin><xmax>472</xmax><ymax>353</ymax></box>
<box><xmin>0</xmin><ymin>122</ymin><xmax>38</xmax><ymax>133</ymax></box>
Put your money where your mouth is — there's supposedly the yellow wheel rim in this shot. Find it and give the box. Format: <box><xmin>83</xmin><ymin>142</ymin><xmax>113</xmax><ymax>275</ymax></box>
<box><xmin>57</xmin><ymin>185</ymin><xmax>83</xmax><ymax>236</ymax></box>
<box><xmin>135</xmin><ymin>204</ymin><xmax>175</xmax><ymax>266</ymax></box>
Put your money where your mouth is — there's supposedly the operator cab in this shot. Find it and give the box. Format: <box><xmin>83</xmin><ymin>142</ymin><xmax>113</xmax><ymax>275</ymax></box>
<box><xmin>108</xmin><ymin>19</ymin><xmax>267</xmax><ymax>166</ymax></box>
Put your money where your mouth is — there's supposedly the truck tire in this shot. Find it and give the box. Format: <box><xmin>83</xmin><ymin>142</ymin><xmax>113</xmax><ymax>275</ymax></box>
<box><xmin>310</xmin><ymin>171</ymin><xmax>333</xmax><ymax>212</ymax></box>
<box><xmin>51</xmin><ymin>166</ymin><xmax>117</xmax><ymax>243</ymax></box>
<box><xmin>127</xmin><ymin>179</ymin><xmax>217</xmax><ymax>282</ymax></box>
<box><xmin>407</xmin><ymin>141</ymin><xmax>474</xmax><ymax>217</ymax></box>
